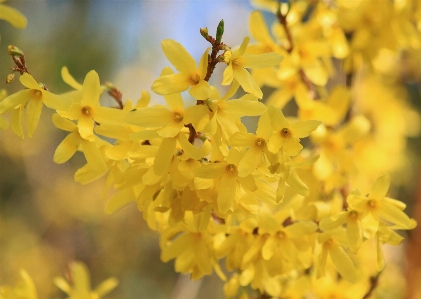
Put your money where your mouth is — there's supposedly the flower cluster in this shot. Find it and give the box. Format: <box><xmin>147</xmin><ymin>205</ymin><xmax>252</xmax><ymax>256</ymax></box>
<box><xmin>1</xmin><ymin>0</ymin><xmax>420</xmax><ymax>298</ymax></box>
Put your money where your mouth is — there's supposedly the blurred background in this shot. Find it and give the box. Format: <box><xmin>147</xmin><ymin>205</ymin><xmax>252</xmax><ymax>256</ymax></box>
<box><xmin>1</xmin><ymin>1</ymin><xmax>421</xmax><ymax>299</ymax></box>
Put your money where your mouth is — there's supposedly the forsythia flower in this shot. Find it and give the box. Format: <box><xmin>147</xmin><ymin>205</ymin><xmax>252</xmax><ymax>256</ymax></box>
<box><xmin>151</xmin><ymin>39</ymin><xmax>211</xmax><ymax>100</ymax></box>
<box><xmin>0</xmin><ymin>73</ymin><xmax>71</xmax><ymax>136</ymax></box>
<box><xmin>54</xmin><ymin>262</ymin><xmax>118</xmax><ymax>299</ymax></box>
<box><xmin>222</xmin><ymin>36</ymin><xmax>284</xmax><ymax>98</ymax></box>
<box><xmin>58</xmin><ymin>70</ymin><xmax>127</xmax><ymax>141</ymax></box>
<box><xmin>0</xmin><ymin>270</ymin><xmax>38</xmax><ymax>299</ymax></box>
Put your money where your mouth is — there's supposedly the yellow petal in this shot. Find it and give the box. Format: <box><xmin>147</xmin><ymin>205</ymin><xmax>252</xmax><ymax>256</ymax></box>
<box><xmin>198</xmin><ymin>48</ymin><xmax>210</xmax><ymax>78</ymax></box>
<box><xmin>0</xmin><ymin>89</ymin><xmax>30</xmax><ymax>114</ymax></box>
<box><xmin>329</xmin><ymin>244</ymin><xmax>357</xmax><ymax>282</ymax></box>
<box><xmin>283</xmin><ymin>137</ymin><xmax>303</xmax><ymax>156</ymax></box>
<box><xmin>233</xmin><ymin>66</ymin><xmax>262</xmax><ymax>98</ymax></box>
<box><xmin>11</xmin><ymin>104</ymin><xmax>24</xmax><ymax>139</ymax></box>
<box><xmin>256</xmin><ymin>111</ymin><xmax>272</xmax><ymax>139</ymax></box>
<box><xmin>42</xmin><ymin>90</ymin><xmax>73</xmax><ymax>111</ymax></box>
<box><xmin>189</xmin><ymin>79</ymin><xmax>210</xmax><ymax>100</ymax></box>
<box><xmin>164</xmin><ymin>92</ymin><xmax>184</xmax><ymax>112</ymax></box>
<box><xmin>195</xmin><ymin>163</ymin><xmax>226</xmax><ymax>179</ymax></box>
<box><xmin>0</xmin><ymin>4</ymin><xmax>27</xmax><ymax>28</ymax></box>
<box><xmin>126</xmin><ymin>106</ymin><xmax>172</xmax><ymax>127</ymax></box>
<box><xmin>218</xmin><ymin>173</ymin><xmax>237</xmax><ymax>213</ymax></box>
<box><xmin>20</xmin><ymin>73</ymin><xmax>40</xmax><ymax>90</ymax></box>
<box><xmin>26</xmin><ymin>98</ymin><xmax>43</xmax><ymax>137</ymax></box>
<box><xmin>369</xmin><ymin>173</ymin><xmax>390</xmax><ymax>199</ymax></box>
<box><xmin>177</xmin><ymin>133</ymin><xmax>202</xmax><ymax>160</ymax></box>
<box><xmin>81</xmin><ymin>139</ymin><xmax>107</xmax><ymax>172</ymax></box>
<box><xmin>347</xmin><ymin>219</ymin><xmax>362</xmax><ymax>253</ymax></box>
<box><xmin>183</xmin><ymin>105</ymin><xmax>209</xmax><ymax>129</ymax></box>
<box><xmin>285</xmin><ymin>221</ymin><xmax>318</xmax><ymax>238</ymax></box>
<box><xmin>289</xmin><ymin>120</ymin><xmax>321</xmax><ymax>138</ymax></box>
<box><xmin>54</xmin><ymin>132</ymin><xmax>80</xmax><ymax>164</ymax></box>
<box><xmin>222</xmin><ymin>64</ymin><xmax>234</xmax><ymax>85</ymax></box>
<box><xmin>236</xmin><ymin>36</ymin><xmax>250</xmax><ymax>58</ymax></box>
<box><xmin>249</xmin><ymin>10</ymin><xmax>274</xmax><ymax>45</ymax></box>
<box><xmin>81</xmin><ymin>70</ymin><xmax>101</xmax><ymax>106</ymax></box>
<box><xmin>158</xmin><ymin>121</ymin><xmax>184</xmax><ymax>138</ymax></box>
<box><xmin>105</xmin><ymin>188</ymin><xmax>136</xmax><ymax>215</ymax></box>
<box><xmin>377</xmin><ymin>201</ymin><xmax>412</xmax><ymax>228</ymax></box>
<box><xmin>238</xmin><ymin>147</ymin><xmax>263</xmax><ymax>176</ymax></box>
<box><xmin>229</xmin><ymin>132</ymin><xmax>256</xmax><ymax>147</ymax></box>
<box><xmin>78</xmin><ymin>116</ymin><xmax>95</xmax><ymax>141</ymax></box>
<box><xmin>161</xmin><ymin>39</ymin><xmax>196</xmax><ymax>74</ymax></box>
<box><xmin>287</xmin><ymin>169</ymin><xmax>309</xmax><ymax>196</ymax></box>
<box><xmin>94</xmin><ymin>278</ymin><xmax>119</xmax><ymax>297</ymax></box>
<box><xmin>224</xmin><ymin>99</ymin><xmax>267</xmax><ymax>117</ymax></box>
<box><xmin>152</xmin><ymin>73</ymin><xmax>192</xmax><ymax>95</ymax></box>
<box><xmin>241</xmin><ymin>52</ymin><xmax>284</xmax><ymax>69</ymax></box>
<box><xmin>268</xmin><ymin>105</ymin><xmax>289</xmax><ymax>130</ymax></box>
<box><xmin>153</xmin><ymin>137</ymin><xmax>176</xmax><ymax>175</ymax></box>
<box><xmin>61</xmin><ymin>67</ymin><xmax>83</xmax><ymax>90</ymax></box>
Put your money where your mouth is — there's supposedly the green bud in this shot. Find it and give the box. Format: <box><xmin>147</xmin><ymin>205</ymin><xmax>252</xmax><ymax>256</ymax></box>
<box><xmin>200</xmin><ymin>27</ymin><xmax>209</xmax><ymax>39</ymax></box>
<box><xmin>216</xmin><ymin>19</ymin><xmax>224</xmax><ymax>44</ymax></box>
<box><xmin>8</xmin><ymin>45</ymin><xmax>24</xmax><ymax>57</ymax></box>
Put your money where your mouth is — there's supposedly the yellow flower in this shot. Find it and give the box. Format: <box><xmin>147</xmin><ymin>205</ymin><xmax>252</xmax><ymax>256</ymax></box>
<box><xmin>151</xmin><ymin>39</ymin><xmax>211</xmax><ymax>100</ymax></box>
<box><xmin>229</xmin><ymin>111</ymin><xmax>273</xmax><ymax>176</ymax></box>
<box><xmin>0</xmin><ymin>270</ymin><xmax>38</xmax><ymax>299</ymax></box>
<box><xmin>317</xmin><ymin>229</ymin><xmax>357</xmax><ymax>283</ymax></box>
<box><xmin>58</xmin><ymin>70</ymin><xmax>127</xmax><ymax>141</ymax></box>
<box><xmin>194</xmin><ymin>148</ymin><xmax>257</xmax><ymax>214</ymax></box>
<box><xmin>267</xmin><ymin>105</ymin><xmax>321</xmax><ymax>156</ymax></box>
<box><xmin>54</xmin><ymin>261</ymin><xmax>118</xmax><ymax>299</ymax></box>
<box><xmin>0</xmin><ymin>89</ymin><xmax>9</xmax><ymax>130</ymax></box>
<box><xmin>0</xmin><ymin>0</ymin><xmax>27</xmax><ymax>29</ymax></box>
<box><xmin>222</xmin><ymin>36</ymin><xmax>284</xmax><ymax>98</ymax></box>
<box><xmin>320</xmin><ymin>209</ymin><xmax>363</xmax><ymax>254</ymax></box>
<box><xmin>52</xmin><ymin>114</ymin><xmax>108</xmax><ymax>174</ymax></box>
<box><xmin>0</xmin><ymin>73</ymin><xmax>71</xmax><ymax>137</ymax></box>
<box><xmin>347</xmin><ymin>173</ymin><xmax>414</xmax><ymax>230</ymax></box>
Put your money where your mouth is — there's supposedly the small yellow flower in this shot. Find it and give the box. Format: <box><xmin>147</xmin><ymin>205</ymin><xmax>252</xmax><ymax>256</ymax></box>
<box><xmin>0</xmin><ymin>73</ymin><xmax>71</xmax><ymax>136</ymax></box>
<box><xmin>58</xmin><ymin>70</ymin><xmax>127</xmax><ymax>141</ymax></box>
<box><xmin>54</xmin><ymin>261</ymin><xmax>118</xmax><ymax>299</ymax></box>
<box><xmin>222</xmin><ymin>36</ymin><xmax>284</xmax><ymax>98</ymax></box>
<box><xmin>151</xmin><ymin>39</ymin><xmax>211</xmax><ymax>100</ymax></box>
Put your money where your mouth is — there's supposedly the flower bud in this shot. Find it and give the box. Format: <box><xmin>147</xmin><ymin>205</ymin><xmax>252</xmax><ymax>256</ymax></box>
<box><xmin>200</xmin><ymin>27</ymin><xmax>208</xmax><ymax>39</ymax></box>
<box><xmin>8</xmin><ymin>45</ymin><xmax>24</xmax><ymax>57</ymax></box>
<box><xmin>216</xmin><ymin>19</ymin><xmax>224</xmax><ymax>44</ymax></box>
<box><xmin>6</xmin><ymin>74</ymin><xmax>15</xmax><ymax>84</ymax></box>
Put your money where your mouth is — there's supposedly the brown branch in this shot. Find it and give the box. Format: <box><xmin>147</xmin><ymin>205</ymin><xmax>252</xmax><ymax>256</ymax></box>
<box><xmin>362</xmin><ymin>271</ymin><xmax>382</xmax><ymax>299</ymax></box>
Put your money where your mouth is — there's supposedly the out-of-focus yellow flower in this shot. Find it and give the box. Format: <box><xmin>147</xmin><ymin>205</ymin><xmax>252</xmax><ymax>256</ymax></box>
<box><xmin>222</xmin><ymin>36</ymin><xmax>283</xmax><ymax>98</ymax></box>
<box><xmin>0</xmin><ymin>270</ymin><xmax>38</xmax><ymax>299</ymax></box>
<box><xmin>151</xmin><ymin>39</ymin><xmax>211</xmax><ymax>100</ymax></box>
<box><xmin>0</xmin><ymin>73</ymin><xmax>71</xmax><ymax>137</ymax></box>
<box><xmin>0</xmin><ymin>0</ymin><xmax>27</xmax><ymax>29</ymax></box>
<box><xmin>54</xmin><ymin>262</ymin><xmax>118</xmax><ymax>299</ymax></box>
<box><xmin>0</xmin><ymin>89</ymin><xmax>9</xmax><ymax>130</ymax></box>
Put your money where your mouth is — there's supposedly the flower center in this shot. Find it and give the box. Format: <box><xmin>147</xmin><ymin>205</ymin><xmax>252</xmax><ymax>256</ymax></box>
<box><xmin>280</xmin><ymin>128</ymin><xmax>291</xmax><ymax>139</ymax></box>
<box><xmin>367</xmin><ymin>199</ymin><xmax>378</xmax><ymax>210</ymax></box>
<box><xmin>255</xmin><ymin>138</ymin><xmax>266</xmax><ymax>149</ymax></box>
<box><xmin>31</xmin><ymin>89</ymin><xmax>43</xmax><ymax>100</ymax></box>
<box><xmin>81</xmin><ymin>106</ymin><xmax>93</xmax><ymax>117</ymax></box>
<box><xmin>172</xmin><ymin>111</ymin><xmax>183</xmax><ymax>123</ymax></box>
<box><xmin>189</xmin><ymin>72</ymin><xmax>200</xmax><ymax>85</ymax></box>
<box><xmin>225</xmin><ymin>164</ymin><xmax>238</xmax><ymax>176</ymax></box>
